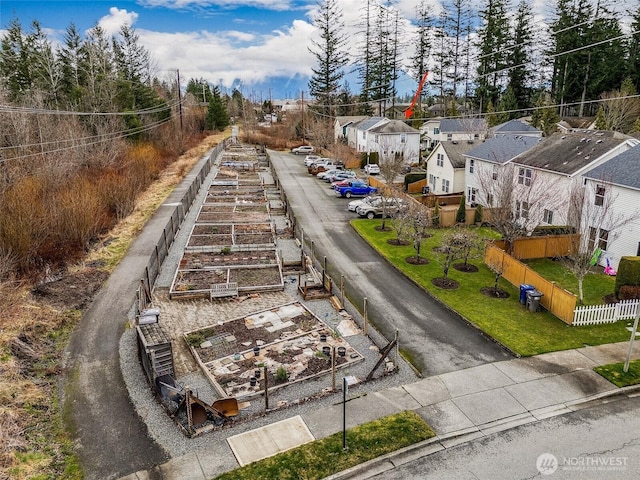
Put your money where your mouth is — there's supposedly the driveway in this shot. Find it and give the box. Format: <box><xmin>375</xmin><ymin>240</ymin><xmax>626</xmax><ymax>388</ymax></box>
<box><xmin>268</xmin><ymin>151</ymin><xmax>511</xmax><ymax>376</ymax></box>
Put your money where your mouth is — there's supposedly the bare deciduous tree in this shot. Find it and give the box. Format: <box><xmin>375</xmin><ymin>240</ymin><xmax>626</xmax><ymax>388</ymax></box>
<box><xmin>397</xmin><ymin>200</ymin><xmax>432</xmax><ymax>263</ymax></box>
<box><xmin>562</xmin><ymin>181</ymin><xmax>640</xmax><ymax>304</ymax></box>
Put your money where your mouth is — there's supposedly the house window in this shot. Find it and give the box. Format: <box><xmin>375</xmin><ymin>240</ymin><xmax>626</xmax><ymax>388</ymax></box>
<box><xmin>469</xmin><ymin>159</ymin><xmax>475</xmax><ymax>173</ymax></box>
<box><xmin>447</xmin><ymin>133</ymin><xmax>452</xmax><ymax>141</ymax></box>
<box><xmin>492</xmin><ymin>165</ymin><xmax>498</xmax><ymax>180</ymax></box>
<box><xmin>595</xmin><ymin>184</ymin><xmax>605</xmax><ymax>206</ymax></box>
<box><xmin>434</xmin><ymin>127</ymin><xmax>440</xmax><ymax>135</ymax></box>
<box><xmin>543</xmin><ymin>209</ymin><xmax>554</xmax><ymax>224</ymax></box>
<box><xmin>400</xmin><ymin>134</ymin><xmax>406</xmax><ymax>144</ymax></box>
<box><xmin>474</xmin><ymin>133</ymin><xmax>480</xmax><ymax>139</ymax></box>
<box><xmin>467</xmin><ymin>187</ymin><xmax>477</xmax><ymax>204</ymax></box>
<box><xmin>375</xmin><ymin>134</ymin><xmax>379</xmax><ymax>142</ymax></box>
<box><xmin>518</xmin><ymin>168</ymin><xmax>532</xmax><ymax>186</ymax></box>
<box><xmin>429</xmin><ymin>174</ymin><xmax>436</xmax><ymax>188</ymax></box>
<box><xmin>362</xmin><ymin>131</ymin><xmax>366</xmax><ymax>139</ymax></box>
<box><xmin>487</xmin><ymin>192</ymin><xmax>494</xmax><ymax>206</ymax></box>
<box><xmin>442</xmin><ymin>179</ymin><xmax>450</xmax><ymax>193</ymax></box>
<box><xmin>588</xmin><ymin>227</ymin><xmax>609</xmax><ymax>251</ymax></box>
<box><xmin>436</xmin><ymin>153</ymin><xmax>444</xmax><ymax>167</ymax></box>
<box><xmin>516</xmin><ymin>200</ymin><xmax>529</xmax><ymax>219</ymax></box>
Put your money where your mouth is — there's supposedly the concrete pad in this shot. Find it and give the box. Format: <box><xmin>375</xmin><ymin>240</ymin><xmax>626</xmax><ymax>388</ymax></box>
<box><xmin>505</xmin><ymin>370</ymin><xmax>614</xmax><ymax>411</ymax></box>
<box><xmin>337</xmin><ymin>318</ymin><xmax>360</xmax><ymax>337</ymax></box>
<box><xmin>403</xmin><ymin>376</ymin><xmax>451</xmax><ymax>407</ymax></box>
<box><xmin>227</xmin><ymin>415</ymin><xmax>314</xmax><ymax>466</ymax></box>
<box><xmin>302</xmin><ymin>393</ymin><xmax>397</xmax><ymax>439</ymax></box>
<box><xmin>452</xmin><ymin>388</ymin><xmax>527</xmax><ymax>425</ymax></box>
<box><xmin>577</xmin><ymin>342</ymin><xmax>630</xmax><ymax>365</ymax></box>
<box><xmin>372</xmin><ymin>386</ymin><xmax>423</xmax><ymax>411</ymax></box>
<box><xmin>493</xmin><ymin>358</ymin><xmax>557</xmax><ymax>383</ymax></box>
<box><xmin>158</xmin><ymin>452</ymin><xmax>206</xmax><ymax>480</ymax></box>
<box><xmin>438</xmin><ymin>363</ymin><xmax>515</xmax><ymax>397</ymax></box>
<box><xmin>533</xmin><ymin>349</ymin><xmax>598</xmax><ymax>372</ymax></box>
<box><xmin>196</xmin><ymin>442</ymin><xmax>239</xmax><ymax>479</ymax></box>
<box><xmin>415</xmin><ymin>399</ymin><xmax>474</xmax><ymax>435</ymax></box>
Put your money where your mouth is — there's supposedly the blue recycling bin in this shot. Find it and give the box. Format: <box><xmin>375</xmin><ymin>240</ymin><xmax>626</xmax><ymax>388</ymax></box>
<box><xmin>520</xmin><ymin>284</ymin><xmax>534</xmax><ymax>304</ymax></box>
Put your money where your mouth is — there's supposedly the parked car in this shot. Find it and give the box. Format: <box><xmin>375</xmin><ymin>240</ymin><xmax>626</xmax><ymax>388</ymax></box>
<box><xmin>308</xmin><ymin>159</ymin><xmax>342</xmax><ymax>175</ymax></box>
<box><xmin>348</xmin><ymin>195</ymin><xmax>381</xmax><ymax>212</ymax></box>
<box><xmin>325</xmin><ymin>170</ymin><xmax>356</xmax><ymax>183</ymax></box>
<box><xmin>334</xmin><ymin>180</ymin><xmax>378</xmax><ymax>198</ymax></box>
<box><xmin>356</xmin><ymin>197</ymin><xmax>406</xmax><ymax>218</ymax></box>
<box><xmin>364</xmin><ymin>163</ymin><xmax>380</xmax><ymax>175</ymax></box>
<box><xmin>304</xmin><ymin>155</ymin><xmax>321</xmax><ymax>166</ymax></box>
<box><xmin>317</xmin><ymin>168</ymin><xmax>344</xmax><ymax>180</ymax></box>
<box><xmin>291</xmin><ymin>145</ymin><xmax>315</xmax><ymax>155</ymax></box>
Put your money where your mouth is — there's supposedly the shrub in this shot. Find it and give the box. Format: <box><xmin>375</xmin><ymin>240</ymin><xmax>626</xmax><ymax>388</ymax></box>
<box><xmin>403</xmin><ymin>173</ymin><xmax>427</xmax><ymax>190</ymax></box>
<box><xmin>360</xmin><ymin>151</ymin><xmax>379</xmax><ymax>168</ymax></box>
<box><xmin>456</xmin><ymin>195</ymin><xmax>466</xmax><ymax>223</ymax></box>
<box><xmin>433</xmin><ymin>203</ymin><xmax>440</xmax><ymax>228</ymax></box>
<box><xmin>619</xmin><ymin>285</ymin><xmax>640</xmax><ymax>300</ymax></box>
<box><xmin>615</xmin><ymin>256</ymin><xmax>640</xmax><ymax>297</ymax></box>
<box><xmin>474</xmin><ymin>204</ymin><xmax>483</xmax><ymax>224</ymax></box>
<box><xmin>532</xmin><ymin>225</ymin><xmax>576</xmax><ymax>236</ymax></box>
<box><xmin>275</xmin><ymin>365</ymin><xmax>288</xmax><ymax>382</ymax></box>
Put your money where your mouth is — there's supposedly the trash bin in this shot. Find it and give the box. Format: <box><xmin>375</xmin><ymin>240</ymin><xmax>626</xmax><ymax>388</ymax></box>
<box><xmin>526</xmin><ymin>290</ymin><xmax>544</xmax><ymax>312</ymax></box>
<box><xmin>519</xmin><ymin>284</ymin><xmax>534</xmax><ymax>304</ymax></box>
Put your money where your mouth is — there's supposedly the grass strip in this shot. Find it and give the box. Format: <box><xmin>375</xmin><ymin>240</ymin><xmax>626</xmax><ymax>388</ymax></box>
<box><xmin>594</xmin><ymin>360</ymin><xmax>640</xmax><ymax>388</ymax></box>
<box><xmin>214</xmin><ymin>410</ymin><xmax>435</xmax><ymax>480</ymax></box>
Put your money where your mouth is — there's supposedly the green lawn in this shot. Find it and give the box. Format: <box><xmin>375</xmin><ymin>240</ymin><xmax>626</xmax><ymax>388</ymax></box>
<box><xmin>213</xmin><ymin>410</ymin><xmax>435</xmax><ymax>480</ymax></box>
<box><xmin>351</xmin><ymin>220</ymin><xmax>630</xmax><ymax>358</ymax></box>
<box><xmin>523</xmin><ymin>258</ymin><xmax>616</xmax><ymax>305</ymax></box>
<box><xmin>594</xmin><ymin>360</ymin><xmax>640</xmax><ymax>387</ymax></box>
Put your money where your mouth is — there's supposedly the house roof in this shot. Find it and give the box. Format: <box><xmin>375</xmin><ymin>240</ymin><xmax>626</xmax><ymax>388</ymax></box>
<box><xmin>352</xmin><ymin>116</ymin><xmax>387</xmax><ymax>131</ymax></box>
<box><xmin>583</xmin><ymin>143</ymin><xmax>640</xmax><ymax>190</ymax></box>
<box><xmin>440</xmin><ymin>118</ymin><xmax>487</xmax><ymax>133</ymax></box>
<box><xmin>513</xmin><ymin>130</ymin><xmax>629</xmax><ymax>175</ymax></box>
<box><xmin>492</xmin><ymin>120</ymin><xmax>542</xmax><ymax>135</ymax></box>
<box><xmin>465</xmin><ymin>135</ymin><xmax>541</xmax><ymax>164</ymax></box>
<box><xmin>440</xmin><ymin>140</ymin><xmax>479</xmax><ymax>168</ymax></box>
<box><xmin>369</xmin><ymin>119</ymin><xmax>419</xmax><ymax>134</ymax></box>
<box><xmin>335</xmin><ymin>116</ymin><xmax>367</xmax><ymax>127</ymax></box>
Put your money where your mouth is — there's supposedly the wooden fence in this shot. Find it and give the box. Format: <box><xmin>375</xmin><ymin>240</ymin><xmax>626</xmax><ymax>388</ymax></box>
<box><xmin>573</xmin><ymin>299</ymin><xmax>640</xmax><ymax>326</ymax></box>
<box><xmin>493</xmin><ymin>234</ymin><xmax>579</xmax><ymax>260</ymax></box>
<box><xmin>485</xmin><ymin>243</ymin><xmax>577</xmax><ymax>324</ymax></box>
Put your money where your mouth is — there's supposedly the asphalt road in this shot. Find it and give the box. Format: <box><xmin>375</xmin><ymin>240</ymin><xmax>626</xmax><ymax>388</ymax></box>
<box><xmin>367</xmin><ymin>395</ymin><xmax>640</xmax><ymax>479</ymax></box>
<box><xmin>269</xmin><ymin>151</ymin><xmax>512</xmax><ymax>376</ymax></box>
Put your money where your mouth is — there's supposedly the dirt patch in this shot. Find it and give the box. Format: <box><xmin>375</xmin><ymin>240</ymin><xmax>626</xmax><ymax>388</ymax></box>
<box><xmin>480</xmin><ymin>286</ymin><xmax>511</xmax><ymax>299</ymax></box>
<box><xmin>453</xmin><ymin>263</ymin><xmax>479</xmax><ymax>273</ymax></box>
<box><xmin>387</xmin><ymin>238</ymin><xmax>411</xmax><ymax>246</ymax></box>
<box><xmin>31</xmin><ymin>268</ymin><xmax>109</xmax><ymax>310</ymax></box>
<box><xmin>374</xmin><ymin>226</ymin><xmax>393</xmax><ymax>232</ymax></box>
<box><xmin>432</xmin><ymin>278</ymin><xmax>460</xmax><ymax>289</ymax></box>
<box><xmin>406</xmin><ymin>256</ymin><xmax>429</xmax><ymax>265</ymax></box>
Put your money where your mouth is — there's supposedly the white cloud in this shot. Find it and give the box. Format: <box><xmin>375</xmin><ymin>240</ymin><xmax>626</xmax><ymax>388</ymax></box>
<box><xmin>138</xmin><ymin>0</ymin><xmax>293</xmax><ymax>11</ymax></box>
<box><xmin>138</xmin><ymin>18</ymin><xmax>315</xmax><ymax>90</ymax></box>
<box><xmin>98</xmin><ymin>7</ymin><xmax>139</xmax><ymax>36</ymax></box>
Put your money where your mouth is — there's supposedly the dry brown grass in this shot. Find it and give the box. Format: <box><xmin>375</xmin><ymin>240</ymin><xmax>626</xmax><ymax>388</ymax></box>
<box><xmin>0</xmin><ymin>130</ymin><xmax>229</xmax><ymax>479</ymax></box>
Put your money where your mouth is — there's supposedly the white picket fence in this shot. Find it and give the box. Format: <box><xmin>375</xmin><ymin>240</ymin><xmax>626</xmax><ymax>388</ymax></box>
<box><xmin>573</xmin><ymin>299</ymin><xmax>640</xmax><ymax>326</ymax></box>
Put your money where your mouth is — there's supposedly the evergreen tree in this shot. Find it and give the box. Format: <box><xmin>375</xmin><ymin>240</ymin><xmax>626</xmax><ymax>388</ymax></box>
<box><xmin>594</xmin><ymin>106</ymin><xmax>607</xmax><ymax>130</ymax></box>
<box><xmin>497</xmin><ymin>86</ymin><xmax>517</xmax><ymax>122</ymax></box>
<box><xmin>627</xmin><ymin>5</ymin><xmax>640</xmax><ymax>92</ymax></box>
<box><xmin>475</xmin><ymin>0</ymin><xmax>510</xmax><ymax>112</ymax></box>
<box><xmin>409</xmin><ymin>0</ymin><xmax>433</xmax><ymax>117</ymax></box>
<box><xmin>0</xmin><ymin>18</ymin><xmax>35</xmax><ymax>102</ymax></box>
<box><xmin>59</xmin><ymin>23</ymin><xmax>86</xmax><ymax>106</ymax></box>
<box><xmin>507</xmin><ymin>1</ymin><xmax>534</xmax><ymax>114</ymax></box>
<box><xmin>456</xmin><ymin>194</ymin><xmax>467</xmax><ymax>223</ymax></box>
<box><xmin>205</xmin><ymin>85</ymin><xmax>229</xmax><ymax>131</ymax></box>
<box><xmin>308</xmin><ymin>0</ymin><xmax>349</xmax><ymax>117</ymax></box>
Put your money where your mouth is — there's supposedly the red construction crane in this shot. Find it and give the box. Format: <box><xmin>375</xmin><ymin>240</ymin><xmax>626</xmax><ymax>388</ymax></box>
<box><xmin>404</xmin><ymin>71</ymin><xmax>429</xmax><ymax>120</ymax></box>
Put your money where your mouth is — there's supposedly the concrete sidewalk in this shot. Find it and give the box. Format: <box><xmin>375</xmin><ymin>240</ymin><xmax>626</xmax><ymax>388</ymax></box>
<box><xmin>120</xmin><ymin>341</ymin><xmax>640</xmax><ymax>480</ymax></box>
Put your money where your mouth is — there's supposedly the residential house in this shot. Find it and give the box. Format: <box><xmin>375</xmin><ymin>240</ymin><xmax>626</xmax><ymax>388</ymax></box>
<box><xmin>384</xmin><ymin>104</ymin><xmax>410</xmax><ymax>120</ymax></box>
<box><xmin>464</xmin><ymin>135</ymin><xmax>542</xmax><ymax>206</ymax></box>
<box><xmin>438</xmin><ymin>118</ymin><xmax>488</xmax><ymax>143</ymax></box>
<box><xmin>509</xmin><ymin>130</ymin><xmax>638</xmax><ymax>228</ymax></box>
<box><xmin>491</xmin><ymin>119</ymin><xmax>543</xmax><ymax>138</ymax></box>
<box><xmin>580</xmin><ymin>144</ymin><xmax>640</xmax><ymax>269</ymax></box>
<box><xmin>345</xmin><ymin>117</ymin><xmax>421</xmax><ymax>163</ymax></box>
<box><xmin>420</xmin><ymin>118</ymin><xmax>442</xmax><ymax>150</ymax></box>
<box><xmin>334</xmin><ymin>116</ymin><xmax>367</xmax><ymax>142</ymax></box>
<box><xmin>425</xmin><ymin>140</ymin><xmax>478</xmax><ymax>195</ymax></box>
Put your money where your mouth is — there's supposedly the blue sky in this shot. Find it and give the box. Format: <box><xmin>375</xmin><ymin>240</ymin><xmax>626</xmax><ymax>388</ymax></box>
<box><xmin>1</xmin><ymin>0</ymin><xmax>435</xmax><ymax>99</ymax></box>
<box><xmin>0</xmin><ymin>0</ymin><xmax>621</xmax><ymax>101</ymax></box>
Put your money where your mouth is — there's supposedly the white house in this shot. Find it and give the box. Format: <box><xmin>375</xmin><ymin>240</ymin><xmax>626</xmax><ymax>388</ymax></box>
<box><xmin>463</xmin><ymin>135</ymin><xmax>542</xmax><ymax>206</ymax></box>
<box><xmin>580</xmin><ymin>144</ymin><xmax>640</xmax><ymax>269</ymax></box>
<box><xmin>438</xmin><ymin>118</ymin><xmax>488</xmax><ymax>143</ymax></box>
<box><xmin>334</xmin><ymin>116</ymin><xmax>367</xmax><ymax>142</ymax></box>
<box><xmin>419</xmin><ymin>118</ymin><xmax>442</xmax><ymax>150</ymax></box>
<box><xmin>425</xmin><ymin>140</ymin><xmax>478</xmax><ymax>195</ymax></box>
<box><xmin>345</xmin><ymin>117</ymin><xmax>421</xmax><ymax>163</ymax></box>
<box><xmin>509</xmin><ymin>130</ymin><xmax>638</xmax><ymax>228</ymax></box>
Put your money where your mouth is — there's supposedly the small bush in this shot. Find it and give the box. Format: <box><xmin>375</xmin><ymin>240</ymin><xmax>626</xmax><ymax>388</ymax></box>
<box><xmin>532</xmin><ymin>225</ymin><xmax>576</xmax><ymax>236</ymax></box>
<box><xmin>275</xmin><ymin>365</ymin><xmax>288</xmax><ymax>382</ymax></box>
<box><xmin>615</xmin><ymin>256</ymin><xmax>640</xmax><ymax>297</ymax></box>
<box><xmin>474</xmin><ymin>204</ymin><xmax>483</xmax><ymax>224</ymax></box>
<box><xmin>619</xmin><ymin>285</ymin><xmax>640</xmax><ymax>300</ymax></box>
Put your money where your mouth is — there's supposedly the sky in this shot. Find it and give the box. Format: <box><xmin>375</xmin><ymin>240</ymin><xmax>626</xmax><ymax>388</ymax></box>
<box><xmin>0</xmin><ymin>0</ymin><xmax>623</xmax><ymax>101</ymax></box>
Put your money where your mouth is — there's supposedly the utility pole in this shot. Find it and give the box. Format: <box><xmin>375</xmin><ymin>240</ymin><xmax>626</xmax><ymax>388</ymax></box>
<box><xmin>301</xmin><ymin>90</ymin><xmax>305</xmax><ymax>143</ymax></box>
<box><xmin>176</xmin><ymin>69</ymin><xmax>183</xmax><ymax>131</ymax></box>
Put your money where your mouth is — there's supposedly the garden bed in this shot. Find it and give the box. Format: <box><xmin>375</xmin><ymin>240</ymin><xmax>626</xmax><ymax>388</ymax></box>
<box><xmin>170</xmin><ymin>265</ymin><xmax>284</xmax><ymax>298</ymax></box>
<box><xmin>185</xmin><ymin>302</ymin><xmax>364</xmax><ymax>400</ymax></box>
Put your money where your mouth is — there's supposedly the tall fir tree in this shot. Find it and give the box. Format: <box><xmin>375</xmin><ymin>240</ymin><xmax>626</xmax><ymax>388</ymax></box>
<box><xmin>205</xmin><ymin>85</ymin><xmax>230</xmax><ymax>131</ymax></box>
<box><xmin>308</xmin><ymin>0</ymin><xmax>349</xmax><ymax>118</ymax></box>
<box><xmin>507</xmin><ymin>1</ymin><xmax>534</xmax><ymax>115</ymax></box>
